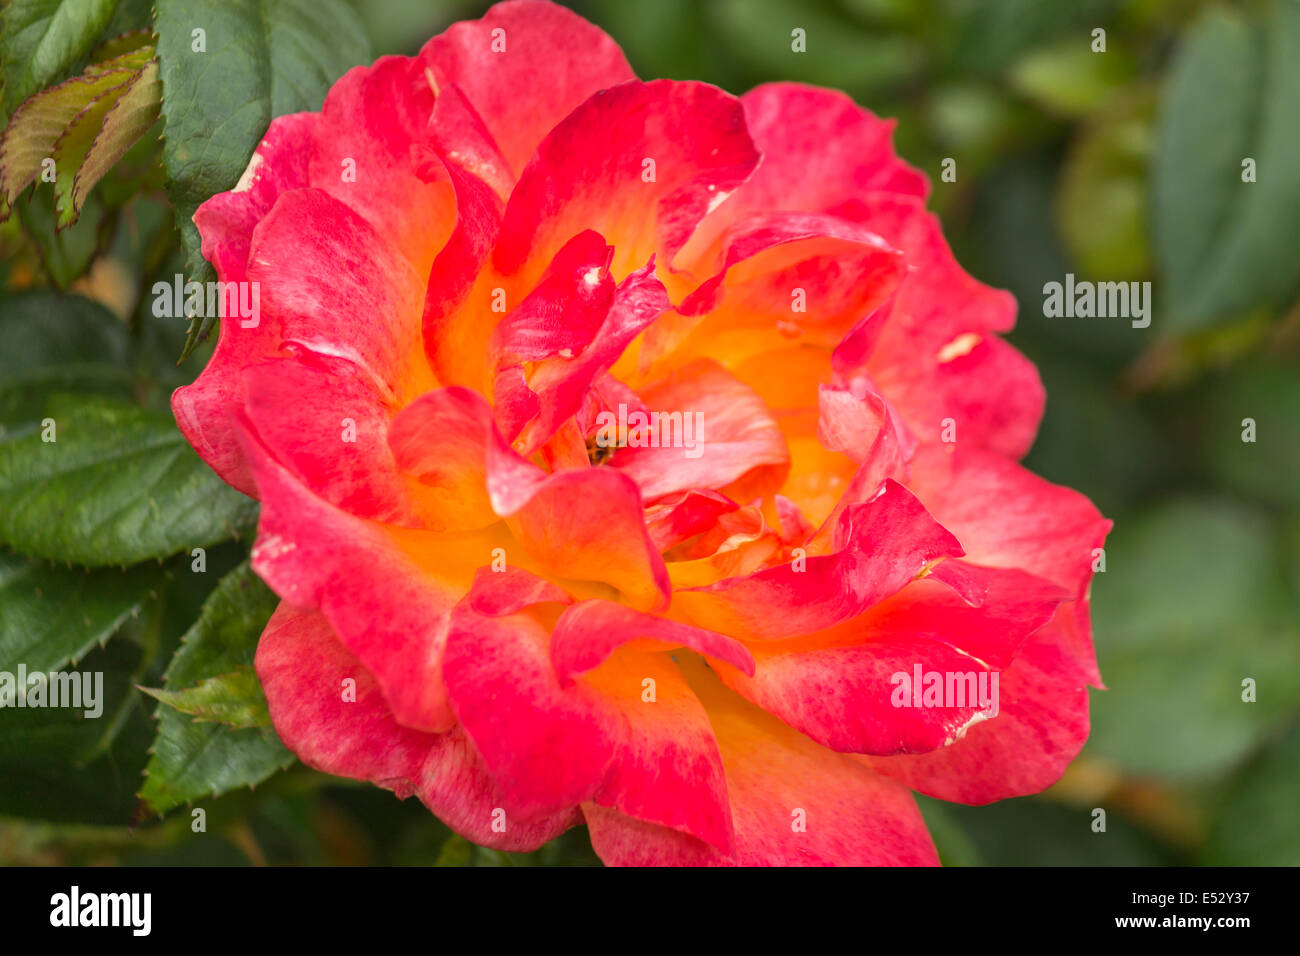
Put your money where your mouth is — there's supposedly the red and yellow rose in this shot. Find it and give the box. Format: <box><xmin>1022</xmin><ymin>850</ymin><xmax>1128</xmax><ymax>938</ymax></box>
<box><xmin>174</xmin><ymin>0</ymin><xmax>1110</xmax><ymax>865</ymax></box>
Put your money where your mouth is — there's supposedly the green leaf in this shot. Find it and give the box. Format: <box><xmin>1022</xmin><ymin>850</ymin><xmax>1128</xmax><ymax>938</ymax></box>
<box><xmin>938</xmin><ymin>0</ymin><xmax>1121</xmax><ymax>78</ymax></box>
<box><xmin>0</xmin><ymin>634</ymin><xmax>157</xmax><ymax>823</ymax></box>
<box><xmin>140</xmin><ymin>666</ymin><xmax>269</xmax><ymax>728</ymax></box>
<box><xmin>1200</xmin><ymin>360</ymin><xmax>1300</xmax><ymax>510</ymax></box>
<box><xmin>0</xmin><ymin>549</ymin><xmax>161</xmax><ymax>674</ymax></box>
<box><xmin>1204</xmin><ymin>723</ymin><xmax>1300</xmax><ymax>865</ymax></box>
<box><xmin>0</xmin><ymin>46</ymin><xmax>150</xmax><ymax>204</ymax></box>
<box><xmin>1153</xmin><ymin>1</ymin><xmax>1300</xmax><ymax>329</ymax></box>
<box><xmin>140</xmin><ymin>561</ymin><xmax>293</xmax><ymax>815</ymax></box>
<box><xmin>0</xmin><ymin>0</ymin><xmax>121</xmax><ymax>115</ymax></box>
<box><xmin>0</xmin><ymin>290</ymin><xmax>132</xmax><ymax>430</ymax></box>
<box><xmin>1057</xmin><ymin>92</ymin><xmax>1153</xmax><ymax>280</ymax></box>
<box><xmin>52</xmin><ymin>58</ymin><xmax>159</xmax><ymax>226</ymax></box>
<box><xmin>0</xmin><ymin>396</ymin><xmax>257</xmax><ymax>564</ymax></box>
<box><xmin>709</xmin><ymin>0</ymin><xmax>919</xmax><ymax>93</ymax></box>
<box><xmin>940</xmin><ymin>797</ymin><xmax>1181</xmax><ymax>866</ymax></box>
<box><xmin>1009</xmin><ymin>36</ymin><xmax>1135</xmax><ymax>118</ymax></box>
<box><xmin>1087</xmin><ymin>497</ymin><xmax>1300</xmax><ymax>779</ymax></box>
<box><xmin>12</xmin><ymin>184</ymin><xmax>106</xmax><ymax>287</ymax></box>
<box><xmin>88</xmin><ymin>26</ymin><xmax>152</xmax><ymax>61</ymax></box>
<box><xmin>153</xmin><ymin>0</ymin><xmax>372</xmax><ymax>359</ymax></box>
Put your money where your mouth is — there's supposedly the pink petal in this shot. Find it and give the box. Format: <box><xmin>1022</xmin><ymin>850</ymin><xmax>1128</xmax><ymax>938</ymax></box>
<box><xmin>239</xmin><ymin>352</ymin><xmax>435</xmax><ymax>525</ymax></box>
<box><xmin>644</xmin><ymin>213</ymin><xmax>907</xmax><ymax>379</ymax></box>
<box><xmin>864</xmin><ymin>608</ymin><xmax>1093</xmax><ymax>804</ymax></box>
<box><xmin>256</xmin><ymin>603</ymin><xmax>577</xmax><ymax>849</ymax></box>
<box><xmin>419</xmin><ymin>0</ymin><xmax>636</xmax><ymax>178</ymax></box>
<box><xmin>674</xmin><ymin>479</ymin><xmax>962</xmax><ymax>639</ymax></box>
<box><xmin>906</xmin><ymin>444</ymin><xmax>1111</xmax><ymax>685</ymax></box>
<box><xmin>387</xmin><ymin>386</ymin><xmax>501</xmax><ymax>532</ymax></box>
<box><xmin>718</xmin><ymin>563</ymin><xmax>1067</xmax><ymax>755</ymax></box>
<box><xmin>240</xmin><ymin>423</ymin><xmax>462</xmax><ymax>732</ymax></box>
<box><xmin>174</xmin><ymin>113</ymin><xmax>317</xmax><ymax>495</ymax></box>
<box><xmin>468</xmin><ymin>566</ymin><xmax>571</xmax><ymax>616</ymax></box>
<box><xmin>246</xmin><ymin>187</ymin><xmax>431</xmax><ymax>403</ymax></box>
<box><xmin>417</xmin><ymin>155</ymin><xmax>505</xmax><ymax>390</ymax></box>
<box><xmin>610</xmin><ymin>359</ymin><xmax>789</xmax><ymax>501</ymax></box>
<box><xmin>506</xmin><ymin>466</ymin><xmax>672</xmax><ymax>613</ymax></box>
<box><xmin>585</xmin><ymin>659</ymin><xmax>939</xmax><ymax>866</ymax></box>
<box><xmin>307</xmin><ymin>55</ymin><xmax>455</xmax><ymax>275</ymax></box>
<box><xmin>734</xmin><ymin>83</ymin><xmax>927</xmax><ymax>218</ymax></box>
<box><xmin>583</xmin><ymin>651</ymin><xmax>735</xmax><ymax>852</ymax></box>
<box><xmin>550</xmin><ymin>599</ymin><xmax>755</xmax><ymax>684</ymax></box>
<box><xmin>427</xmin><ymin>81</ymin><xmax>514</xmax><ymax>200</ymax></box>
<box><xmin>490</xmin><ymin>229</ymin><xmax>614</xmax><ymax>365</ymax></box>
<box><xmin>841</xmin><ymin>194</ymin><xmax>1043</xmax><ymax>458</ymax></box>
<box><xmin>509</xmin><ymin>258</ymin><xmax>671</xmax><ymax>454</ymax></box>
<box><xmin>440</xmin><ymin>607</ymin><xmax>620</xmax><ymax>819</ymax></box>
<box><xmin>644</xmin><ymin>489</ymin><xmax>738</xmax><ymax>552</ymax></box>
<box><xmin>494</xmin><ymin>79</ymin><xmax>759</xmax><ymax>284</ymax></box>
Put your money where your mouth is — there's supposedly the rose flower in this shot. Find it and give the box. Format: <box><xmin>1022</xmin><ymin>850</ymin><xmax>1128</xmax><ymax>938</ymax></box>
<box><xmin>173</xmin><ymin>0</ymin><xmax>1110</xmax><ymax>865</ymax></box>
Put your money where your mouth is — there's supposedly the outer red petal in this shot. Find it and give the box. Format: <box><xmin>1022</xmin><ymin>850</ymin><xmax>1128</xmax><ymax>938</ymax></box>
<box><xmin>583</xmin><ymin>651</ymin><xmax>735</xmax><ymax>853</ymax></box>
<box><xmin>419</xmin><ymin>0</ymin><xmax>636</xmax><ymax>178</ymax></box>
<box><xmin>240</xmin><ymin>352</ymin><xmax>422</xmax><ymax>525</ymax></box>
<box><xmin>494</xmin><ymin>79</ymin><xmax>760</xmax><ymax>285</ymax></box>
<box><xmin>906</xmin><ymin>444</ymin><xmax>1111</xmax><ymax>685</ymax></box>
<box><xmin>844</xmin><ymin>194</ymin><xmax>1043</xmax><ymax>458</ymax></box>
<box><xmin>585</xmin><ymin>658</ymin><xmax>939</xmax><ymax>866</ymax></box>
<box><xmin>307</xmin><ymin>54</ymin><xmax>455</xmax><ymax>275</ymax></box>
<box><xmin>440</xmin><ymin>608</ymin><xmax>620</xmax><ymax>819</ymax></box>
<box><xmin>246</xmin><ymin>188</ymin><xmax>430</xmax><ymax>401</ymax></box>
<box><xmin>863</xmin><ymin>609</ymin><xmax>1093</xmax><ymax>804</ymax></box>
<box><xmin>174</xmin><ymin>113</ymin><xmax>316</xmax><ymax>494</ymax></box>
<box><xmin>241</xmin><ymin>423</ymin><xmax>465</xmax><ymax>733</ymax></box>
<box><xmin>734</xmin><ymin>83</ymin><xmax>928</xmax><ymax>217</ymax></box>
<box><xmin>256</xmin><ymin>603</ymin><xmax>577</xmax><ymax>849</ymax></box>
<box><xmin>717</xmin><ymin>565</ymin><xmax>1067</xmax><ymax>755</ymax></box>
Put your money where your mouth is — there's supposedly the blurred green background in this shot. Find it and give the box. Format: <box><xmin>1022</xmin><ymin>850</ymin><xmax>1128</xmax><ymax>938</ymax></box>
<box><xmin>1</xmin><ymin>0</ymin><xmax>1298</xmax><ymax>866</ymax></box>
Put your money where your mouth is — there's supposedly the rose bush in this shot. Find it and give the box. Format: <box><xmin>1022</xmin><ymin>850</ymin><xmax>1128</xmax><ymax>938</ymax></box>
<box><xmin>173</xmin><ymin>0</ymin><xmax>1110</xmax><ymax>865</ymax></box>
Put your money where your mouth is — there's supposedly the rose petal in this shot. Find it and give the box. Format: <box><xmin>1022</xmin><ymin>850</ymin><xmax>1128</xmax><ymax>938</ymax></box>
<box><xmin>468</xmin><ymin>565</ymin><xmax>571</xmax><ymax>616</ymax></box>
<box><xmin>906</xmin><ymin>444</ymin><xmax>1111</xmax><ymax>684</ymax></box>
<box><xmin>494</xmin><ymin>79</ymin><xmax>759</xmax><ymax>285</ymax></box>
<box><xmin>550</xmin><ymin>599</ymin><xmax>755</xmax><ymax>684</ymax></box>
<box><xmin>256</xmin><ymin>603</ymin><xmax>577</xmax><ymax>849</ymax></box>
<box><xmin>610</xmin><ymin>359</ymin><xmax>789</xmax><ymax>501</ymax></box>
<box><xmin>174</xmin><ymin>113</ymin><xmax>317</xmax><ymax>495</ymax></box>
<box><xmin>308</xmin><ymin>55</ymin><xmax>455</xmax><ymax>275</ymax></box>
<box><xmin>585</xmin><ymin>657</ymin><xmax>939</xmax><ymax>866</ymax></box>
<box><xmin>674</xmin><ymin>479</ymin><xmax>962</xmax><ymax>639</ymax></box>
<box><xmin>717</xmin><ymin>563</ymin><xmax>1067</xmax><ymax>755</ymax></box>
<box><xmin>240</xmin><ymin>421</ymin><xmax>479</xmax><ymax>732</ymax></box>
<box><xmin>441</xmin><ymin>607</ymin><xmax>620</xmax><ymax>819</ymax></box>
<box><xmin>864</xmin><ymin>607</ymin><xmax>1093</xmax><ymax>803</ymax></box>
<box><xmin>419</xmin><ymin>0</ymin><xmax>636</xmax><ymax>178</ymax></box>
